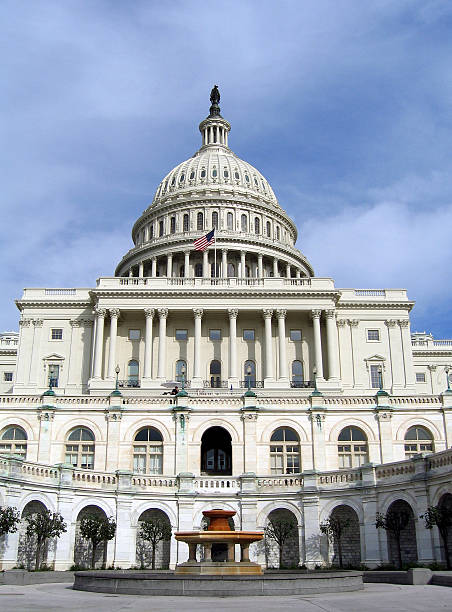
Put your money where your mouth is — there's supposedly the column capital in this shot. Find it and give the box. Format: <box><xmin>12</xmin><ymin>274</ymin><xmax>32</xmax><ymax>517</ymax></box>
<box><xmin>222</xmin><ymin>248</ymin><xmax>228</xmax><ymax>254</ymax></box>
<box><xmin>257</xmin><ymin>252</ymin><xmax>263</xmax><ymax>259</ymax></box>
<box><xmin>32</xmin><ymin>319</ymin><xmax>43</xmax><ymax>327</ymax></box>
<box><xmin>311</xmin><ymin>309</ymin><xmax>322</xmax><ymax>320</ymax></box>
<box><xmin>275</xmin><ymin>308</ymin><xmax>287</xmax><ymax>319</ymax></box>
<box><xmin>193</xmin><ymin>308</ymin><xmax>204</xmax><ymax>319</ymax></box>
<box><xmin>94</xmin><ymin>307</ymin><xmax>107</xmax><ymax>318</ymax></box>
<box><xmin>348</xmin><ymin>319</ymin><xmax>359</xmax><ymax>327</ymax></box>
<box><xmin>336</xmin><ymin>318</ymin><xmax>348</xmax><ymax>327</ymax></box>
<box><xmin>144</xmin><ymin>308</ymin><xmax>155</xmax><ymax>319</ymax></box>
<box><xmin>70</xmin><ymin>319</ymin><xmax>81</xmax><ymax>328</ymax></box>
<box><xmin>325</xmin><ymin>309</ymin><xmax>336</xmax><ymax>320</ymax></box>
<box><xmin>228</xmin><ymin>308</ymin><xmax>238</xmax><ymax>319</ymax></box>
<box><xmin>19</xmin><ymin>318</ymin><xmax>31</xmax><ymax>327</ymax></box>
<box><xmin>262</xmin><ymin>308</ymin><xmax>273</xmax><ymax>320</ymax></box>
<box><xmin>398</xmin><ymin>319</ymin><xmax>410</xmax><ymax>328</ymax></box>
<box><xmin>109</xmin><ymin>308</ymin><xmax>120</xmax><ymax>319</ymax></box>
<box><xmin>151</xmin><ymin>256</ymin><xmax>157</xmax><ymax>262</ymax></box>
<box><xmin>427</xmin><ymin>364</ymin><xmax>437</xmax><ymax>371</ymax></box>
<box><xmin>385</xmin><ymin>319</ymin><xmax>398</xmax><ymax>328</ymax></box>
<box><xmin>158</xmin><ymin>308</ymin><xmax>168</xmax><ymax>319</ymax></box>
<box><xmin>184</xmin><ymin>250</ymin><xmax>190</xmax><ymax>256</ymax></box>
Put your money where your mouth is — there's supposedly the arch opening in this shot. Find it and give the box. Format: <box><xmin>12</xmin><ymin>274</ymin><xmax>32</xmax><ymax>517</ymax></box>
<box><xmin>201</xmin><ymin>426</ymin><xmax>232</xmax><ymax>475</ymax></box>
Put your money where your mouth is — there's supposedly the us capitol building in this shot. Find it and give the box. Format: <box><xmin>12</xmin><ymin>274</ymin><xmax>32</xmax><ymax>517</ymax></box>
<box><xmin>0</xmin><ymin>88</ymin><xmax>451</xmax><ymax>570</ymax></box>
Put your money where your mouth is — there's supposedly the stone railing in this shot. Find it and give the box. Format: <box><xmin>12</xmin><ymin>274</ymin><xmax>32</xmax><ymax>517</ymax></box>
<box><xmin>131</xmin><ymin>476</ymin><xmax>177</xmax><ymax>489</ymax></box>
<box><xmin>317</xmin><ymin>469</ymin><xmax>362</xmax><ymax>486</ymax></box>
<box><xmin>376</xmin><ymin>460</ymin><xmax>416</xmax><ymax>480</ymax></box>
<box><xmin>72</xmin><ymin>469</ymin><xmax>117</xmax><ymax>488</ymax></box>
<box><xmin>427</xmin><ymin>448</ymin><xmax>452</xmax><ymax>471</ymax></box>
<box><xmin>193</xmin><ymin>477</ymin><xmax>240</xmax><ymax>491</ymax></box>
<box><xmin>257</xmin><ymin>476</ymin><xmax>303</xmax><ymax>490</ymax></box>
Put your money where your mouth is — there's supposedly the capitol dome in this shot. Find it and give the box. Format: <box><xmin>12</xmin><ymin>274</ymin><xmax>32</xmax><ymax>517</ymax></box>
<box><xmin>115</xmin><ymin>87</ymin><xmax>314</xmax><ymax>279</ymax></box>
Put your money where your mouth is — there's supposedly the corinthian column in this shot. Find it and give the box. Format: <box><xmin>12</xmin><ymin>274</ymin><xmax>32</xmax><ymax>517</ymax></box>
<box><xmin>311</xmin><ymin>310</ymin><xmax>324</xmax><ymax>380</ymax></box>
<box><xmin>228</xmin><ymin>308</ymin><xmax>238</xmax><ymax>385</ymax></box>
<box><xmin>143</xmin><ymin>308</ymin><xmax>155</xmax><ymax>379</ymax></box>
<box><xmin>93</xmin><ymin>308</ymin><xmax>107</xmax><ymax>379</ymax></box>
<box><xmin>276</xmin><ymin>309</ymin><xmax>288</xmax><ymax>381</ymax></box>
<box><xmin>157</xmin><ymin>308</ymin><xmax>168</xmax><ymax>380</ymax></box>
<box><xmin>192</xmin><ymin>308</ymin><xmax>203</xmax><ymax>387</ymax></box>
<box><xmin>107</xmin><ymin>308</ymin><xmax>120</xmax><ymax>379</ymax></box>
<box><xmin>325</xmin><ymin>310</ymin><xmax>340</xmax><ymax>381</ymax></box>
<box><xmin>222</xmin><ymin>249</ymin><xmax>228</xmax><ymax>278</ymax></box>
<box><xmin>258</xmin><ymin>253</ymin><xmax>263</xmax><ymax>278</ymax></box>
<box><xmin>263</xmin><ymin>309</ymin><xmax>274</xmax><ymax>382</ymax></box>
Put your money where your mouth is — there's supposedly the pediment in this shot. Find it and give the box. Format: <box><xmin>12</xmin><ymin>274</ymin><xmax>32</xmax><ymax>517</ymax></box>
<box><xmin>365</xmin><ymin>354</ymin><xmax>385</xmax><ymax>362</ymax></box>
<box><xmin>43</xmin><ymin>353</ymin><xmax>65</xmax><ymax>361</ymax></box>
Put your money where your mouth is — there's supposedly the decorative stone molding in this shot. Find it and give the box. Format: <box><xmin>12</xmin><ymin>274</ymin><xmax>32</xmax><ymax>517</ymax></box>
<box><xmin>105</xmin><ymin>411</ymin><xmax>122</xmax><ymax>422</ymax></box>
<box><xmin>158</xmin><ymin>308</ymin><xmax>169</xmax><ymax>319</ymax></box>
<box><xmin>240</xmin><ymin>412</ymin><xmax>258</xmax><ymax>421</ymax></box>
<box><xmin>144</xmin><ymin>308</ymin><xmax>155</xmax><ymax>319</ymax></box>
<box><xmin>375</xmin><ymin>410</ymin><xmax>392</xmax><ymax>421</ymax></box>
<box><xmin>80</xmin><ymin>319</ymin><xmax>94</xmax><ymax>327</ymax></box>
<box><xmin>385</xmin><ymin>319</ymin><xmax>398</xmax><ymax>328</ymax></box>
<box><xmin>228</xmin><ymin>308</ymin><xmax>238</xmax><ymax>319</ymax></box>
<box><xmin>336</xmin><ymin>319</ymin><xmax>348</xmax><ymax>327</ymax></box>
<box><xmin>364</xmin><ymin>355</ymin><xmax>386</xmax><ymax>371</ymax></box>
<box><xmin>37</xmin><ymin>409</ymin><xmax>55</xmax><ymax>421</ymax></box>
<box><xmin>427</xmin><ymin>365</ymin><xmax>437</xmax><ymax>371</ymax></box>
<box><xmin>32</xmin><ymin>319</ymin><xmax>43</xmax><ymax>327</ymax></box>
<box><xmin>275</xmin><ymin>308</ymin><xmax>287</xmax><ymax>319</ymax></box>
<box><xmin>19</xmin><ymin>319</ymin><xmax>31</xmax><ymax>327</ymax></box>
<box><xmin>398</xmin><ymin>319</ymin><xmax>409</xmax><ymax>328</ymax></box>
<box><xmin>311</xmin><ymin>309</ymin><xmax>322</xmax><ymax>320</ymax></box>
<box><xmin>69</xmin><ymin>319</ymin><xmax>81</xmax><ymax>328</ymax></box>
<box><xmin>325</xmin><ymin>310</ymin><xmax>336</xmax><ymax>320</ymax></box>
<box><xmin>94</xmin><ymin>308</ymin><xmax>107</xmax><ymax>318</ymax></box>
<box><xmin>262</xmin><ymin>309</ymin><xmax>273</xmax><ymax>319</ymax></box>
<box><xmin>109</xmin><ymin>308</ymin><xmax>120</xmax><ymax>319</ymax></box>
<box><xmin>348</xmin><ymin>319</ymin><xmax>359</xmax><ymax>327</ymax></box>
<box><xmin>193</xmin><ymin>308</ymin><xmax>203</xmax><ymax>319</ymax></box>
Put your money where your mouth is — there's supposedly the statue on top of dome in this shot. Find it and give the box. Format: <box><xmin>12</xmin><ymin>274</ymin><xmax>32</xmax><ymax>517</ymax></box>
<box><xmin>209</xmin><ymin>85</ymin><xmax>221</xmax><ymax>117</ymax></box>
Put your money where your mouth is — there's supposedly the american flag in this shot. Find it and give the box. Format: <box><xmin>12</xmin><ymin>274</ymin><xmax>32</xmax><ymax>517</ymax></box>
<box><xmin>193</xmin><ymin>228</ymin><xmax>215</xmax><ymax>251</ymax></box>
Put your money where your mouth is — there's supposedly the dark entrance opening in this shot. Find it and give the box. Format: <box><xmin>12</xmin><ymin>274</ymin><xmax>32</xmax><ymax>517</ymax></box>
<box><xmin>211</xmin><ymin>543</ymin><xmax>228</xmax><ymax>561</ymax></box>
<box><xmin>201</xmin><ymin>426</ymin><xmax>232</xmax><ymax>475</ymax></box>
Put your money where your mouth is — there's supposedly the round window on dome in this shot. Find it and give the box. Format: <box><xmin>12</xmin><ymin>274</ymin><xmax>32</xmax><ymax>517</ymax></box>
<box><xmin>201</xmin><ymin>169</ymin><xmax>206</xmax><ymax>178</ymax></box>
<box><xmin>190</xmin><ymin>171</ymin><xmax>195</xmax><ymax>180</ymax></box>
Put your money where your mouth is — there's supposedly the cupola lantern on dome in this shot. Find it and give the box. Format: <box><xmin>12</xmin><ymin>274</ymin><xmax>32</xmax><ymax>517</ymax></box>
<box><xmin>199</xmin><ymin>85</ymin><xmax>231</xmax><ymax>148</ymax></box>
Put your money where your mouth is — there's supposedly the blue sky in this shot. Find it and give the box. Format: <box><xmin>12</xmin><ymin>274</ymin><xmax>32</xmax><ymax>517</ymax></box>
<box><xmin>1</xmin><ymin>0</ymin><xmax>452</xmax><ymax>336</ymax></box>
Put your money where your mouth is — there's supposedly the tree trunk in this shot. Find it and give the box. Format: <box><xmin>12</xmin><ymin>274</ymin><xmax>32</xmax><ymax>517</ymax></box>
<box><xmin>91</xmin><ymin>542</ymin><xmax>97</xmax><ymax>569</ymax></box>
<box><xmin>152</xmin><ymin>544</ymin><xmax>156</xmax><ymax>570</ymax></box>
<box><xmin>278</xmin><ymin>544</ymin><xmax>283</xmax><ymax>569</ymax></box>
<box><xmin>396</xmin><ymin>535</ymin><xmax>402</xmax><ymax>569</ymax></box>
<box><xmin>102</xmin><ymin>541</ymin><xmax>107</xmax><ymax>569</ymax></box>
<box><xmin>35</xmin><ymin>539</ymin><xmax>42</xmax><ymax>571</ymax></box>
<box><xmin>337</xmin><ymin>537</ymin><xmax>343</xmax><ymax>568</ymax></box>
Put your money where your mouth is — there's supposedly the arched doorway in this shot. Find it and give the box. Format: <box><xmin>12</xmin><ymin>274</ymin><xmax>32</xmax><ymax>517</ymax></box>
<box><xmin>265</xmin><ymin>508</ymin><xmax>299</xmax><ymax>569</ymax></box>
<box><xmin>328</xmin><ymin>505</ymin><xmax>361</xmax><ymax>567</ymax></box>
<box><xmin>74</xmin><ymin>505</ymin><xmax>108</xmax><ymax>569</ymax></box>
<box><xmin>136</xmin><ymin>508</ymin><xmax>171</xmax><ymax>569</ymax></box>
<box><xmin>386</xmin><ymin>499</ymin><xmax>418</xmax><ymax>567</ymax></box>
<box><xmin>201</xmin><ymin>427</ymin><xmax>232</xmax><ymax>475</ymax></box>
<box><xmin>17</xmin><ymin>500</ymin><xmax>48</xmax><ymax>570</ymax></box>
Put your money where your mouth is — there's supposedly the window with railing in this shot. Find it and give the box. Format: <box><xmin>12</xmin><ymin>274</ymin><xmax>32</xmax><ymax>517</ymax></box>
<box><xmin>210</xmin><ymin>359</ymin><xmax>221</xmax><ymax>388</ymax></box>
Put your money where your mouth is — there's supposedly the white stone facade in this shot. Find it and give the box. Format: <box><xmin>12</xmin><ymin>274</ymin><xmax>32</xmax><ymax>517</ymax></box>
<box><xmin>1</xmin><ymin>91</ymin><xmax>452</xmax><ymax>570</ymax></box>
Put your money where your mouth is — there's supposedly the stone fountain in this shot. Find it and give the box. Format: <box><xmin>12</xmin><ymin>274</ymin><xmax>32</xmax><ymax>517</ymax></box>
<box><xmin>174</xmin><ymin>509</ymin><xmax>263</xmax><ymax>575</ymax></box>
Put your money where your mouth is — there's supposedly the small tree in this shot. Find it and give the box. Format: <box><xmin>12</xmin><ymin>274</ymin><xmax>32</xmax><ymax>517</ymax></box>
<box><xmin>25</xmin><ymin>510</ymin><xmax>66</xmax><ymax>570</ymax></box>
<box><xmin>375</xmin><ymin>510</ymin><xmax>410</xmax><ymax>569</ymax></box>
<box><xmin>265</xmin><ymin>517</ymin><xmax>298</xmax><ymax>569</ymax></box>
<box><xmin>79</xmin><ymin>514</ymin><xmax>116</xmax><ymax>569</ymax></box>
<box><xmin>320</xmin><ymin>515</ymin><xmax>351</xmax><ymax>568</ymax></box>
<box><xmin>139</xmin><ymin>518</ymin><xmax>172</xmax><ymax>569</ymax></box>
<box><xmin>0</xmin><ymin>506</ymin><xmax>20</xmax><ymax>538</ymax></box>
<box><xmin>421</xmin><ymin>505</ymin><xmax>452</xmax><ymax>569</ymax></box>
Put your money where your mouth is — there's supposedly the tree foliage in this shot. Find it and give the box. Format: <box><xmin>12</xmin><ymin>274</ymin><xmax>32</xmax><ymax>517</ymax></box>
<box><xmin>320</xmin><ymin>515</ymin><xmax>351</xmax><ymax>568</ymax></box>
<box><xmin>421</xmin><ymin>505</ymin><xmax>452</xmax><ymax>569</ymax></box>
<box><xmin>25</xmin><ymin>510</ymin><xmax>66</xmax><ymax>570</ymax></box>
<box><xmin>375</xmin><ymin>510</ymin><xmax>410</xmax><ymax>569</ymax></box>
<box><xmin>79</xmin><ymin>514</ymin><xmax>116</xmax><ymax>569</ymax></box>
<box><xmin>264</xmin><ymin>517</ymin><xmax>297</xmax><ymax>569</ymax></box>
<box><xmin>0</xmin><ymin>506</ymin><xmax>20</xmax><ymax>537</ymax></box>
<box><xmin>139</xmin><ymin>518</ymin><xmax>172</xmax><ymax>569</ymax></box>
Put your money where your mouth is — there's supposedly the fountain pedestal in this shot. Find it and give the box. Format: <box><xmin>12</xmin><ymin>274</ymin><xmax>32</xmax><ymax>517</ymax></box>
<box><xmin>175</xmin><ymin>509</ymin><xmax>264</xmax><ymax>575</ymax></box>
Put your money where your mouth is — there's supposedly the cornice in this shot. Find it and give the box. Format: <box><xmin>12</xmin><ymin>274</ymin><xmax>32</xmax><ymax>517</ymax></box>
<box><xmin>15</xmin><ymin>300</ymin><xmax>92</xmax><ymax>311</ymax></box>
<box><xmin>412</xmin><ymin>349</ymin><xmax>452</xmax><ymax>356</ymax></box>
<box><xmin>90</xmin><ymin>288</ymin><xmax>341</xmax><ymax>301</ymax></box>
<box><xmin>337</xmin><ymin>301</ymin><xmax>415</xmax><ymax>311</ymax></box>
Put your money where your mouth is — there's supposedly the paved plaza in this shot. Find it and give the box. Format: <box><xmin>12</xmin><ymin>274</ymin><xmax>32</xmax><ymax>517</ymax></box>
<box><xmin>0</xmin><ymin>583</ymin><xmax>452</xmax><ymax>612</ymax></box>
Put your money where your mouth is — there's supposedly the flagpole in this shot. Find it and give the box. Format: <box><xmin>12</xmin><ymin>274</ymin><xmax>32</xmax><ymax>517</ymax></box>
<box><xmin>214</xmin><ymin>228</ymin><xmax>217</xmax><ymax>279</ymax></box>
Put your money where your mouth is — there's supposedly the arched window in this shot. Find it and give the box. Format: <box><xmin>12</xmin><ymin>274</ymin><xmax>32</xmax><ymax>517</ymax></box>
<box><xmin>175</xmin><ymin>359</ymin><xmax>187</xmax><ymax>383</ymax></box>
<box><xmin>270</xmin><ymin>427</ymin><xmax>300</xmax><ymax>474</ymax></box>
<box><xmin>183</xmin><ymin>213</ymin><xmax>189</xmax><ymax>232</ymax></box>
<box><xmin>227</xmin><ymin>212</ymin><xmax>233</xmax><ymax>230</ymax></box>
<box><xmin>291</xmin><ymin>360</ymin><xmax>304</xmax><ymax>387</ymax></box>
<box><xmin>189</xmin><ymin>170</ymin><xmax>195</xmax><ymax>180</ymax></box>
<box><xmin>66</xmin><ymin>427</ymin><xmax>95</xmax><ymax>469</ymax></box>
<box><xmin>254</xmin><ymin>217</ymin><xmax>260</xmax><ymax>234</ymax></box>
<box><xmin>0</xmin><ymin>426</ymin><xmax>27</xmax><ymax>458</ymax></box>
<box><xmin>128</xmin><ymin>360</ymin><xmax>139</xmax><ymax>387</ymax></box>
<box><xmin>159</xmin><ymin>220</ymin><xmax>164</xmax><ymax>236</ymax></box>
<box><xmin>179</xmin><ymin>173</ymin><xmax>185</xmax><ymax>183</ymax></box>
<box><xmin>266</xmin><ymin>221</ymin><xmax>271</xmax><ymax>237</ymax></box>
<box><xmin>338</xmin><ymin>426</ymin><xmax>368</xmax><ymax>468</ymax></box>
<box><xmin>133</xmin><ymin>427</ymin><xmax>163</xmax><ymax>474</ymax></box>
<box><xmin>227</xmin><ymin>263</ymin><xmax>236</xmax><ymax>277</ymax></box>
<box><xmin>223</xmin><ymin>168</ymin><xmax>229</xmax><ymax>179</ymax></box>
<box><xmin>241</xmin><ymin>214</ymin><xmax>248</xmax><ymax>232</ymax></box>
<box><xmin>200</xmin><ymin>168</ymin><xmax>206</xmax><ymax>179</ymax></box>
<box><xmin>170</xmin><ymin>217</ymin><xmax>176</xmax><ymax>234</ymax></box>
<box><xmin>234</xmin><ymin>169</ymin><xmax>240</xmax><ymax>180</ymax></box>
<box><xmin>195</xmin><ymin>263</ymin><xmax>203</xmax><ymax>277</ymax></box>
<box><xmin>404</xmin><ymin>426</ymin><xmax>434</xmax><ymax>458</ymax></box>
<box><xmin>212</xmin><ymin>211</ymin><xmax>219</xmax><ymax>229</ymax></box>
<box><xmin>244</xmin><ymin>360</ymin><xmax>256</xmax><ymax>388</ymax></box>
<box><xmin>212</xmin><ymin>167</ymin><xmax>217</xmax><ymax>177</ymax></box>
<box><xmin>210</xmin><ymin>360</ymin><xmax>221</xmax><ymax>388</ymax></box>
<box><xmin>197</xmin><ymin>212</ymin><xmax>204</xmax><ymax>230</ymax></box>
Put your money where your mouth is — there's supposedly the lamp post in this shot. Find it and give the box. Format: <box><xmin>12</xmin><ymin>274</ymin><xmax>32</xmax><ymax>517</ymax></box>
<box><xmin>246</xmin><ymin>365</ymin><xmax>252</xmax><ymax>393</ymax></box>
<box><xmin>110</xmin><ymin>365</ymin><xmax>122</xmax><ymax>397</ymax></box>
<box><xmin>181</xmin><ymin>364</ymin><xmax>186</xmax><ymax>392</ymax></box>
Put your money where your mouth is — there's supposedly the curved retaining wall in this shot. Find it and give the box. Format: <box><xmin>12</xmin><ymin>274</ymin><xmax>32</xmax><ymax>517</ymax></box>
<box><xmin>73</xmin><ymin>570</ymin><xmax>363</xmax><ymax>596</ymax></box>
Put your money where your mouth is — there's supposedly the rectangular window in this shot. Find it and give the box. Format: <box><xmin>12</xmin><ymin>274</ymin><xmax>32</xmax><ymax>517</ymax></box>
<box><xmin>370</xmin><ymin>364</ymin><xmax>382</xmax><ymax>389</ymax></box>
<box><xmin>367</xmin><ymin>329</ymin><xmax>380</xmax><ymax>341</ymax></box>
<box><xmin>416</xmin><ymin>372</ymin><xmax>426</xmax><ymax>383</ymax></box>
<box><xmin>290</xmin><ymin>329</ymin><xmax>302</xmax><ymax>341</ymax></box>
<box><xmin>243</xmin><ymin>329</ymin><xmax>255</xmax><ymax>341</ymax></box>
<box><xmin>48</xmin><ymin>364</ymin><xmax>59</xmax><ymax>388</ymax></box>
<box><xmin>175</xmin><ymin>329</ymin><xmax>188</xmax><ymax>341</ymax></box>
<box><xmin>51</xmin><ymin>328</ymin><xmax>63</xmax><ymax>340</ymax></box>
<box><xmin>209</xmin><ymin>329</ymin><xmax>221</xmax><ymax>341</ymax></box>
<box><xmin>3</xmin><ymin>372</ymin><xmax>13</xmax><ymax>382</ymax></box>
<box><xmin>128</xmin><ymin>329</ymin><xmax>141</xmax><ymax>341</ymax></box>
